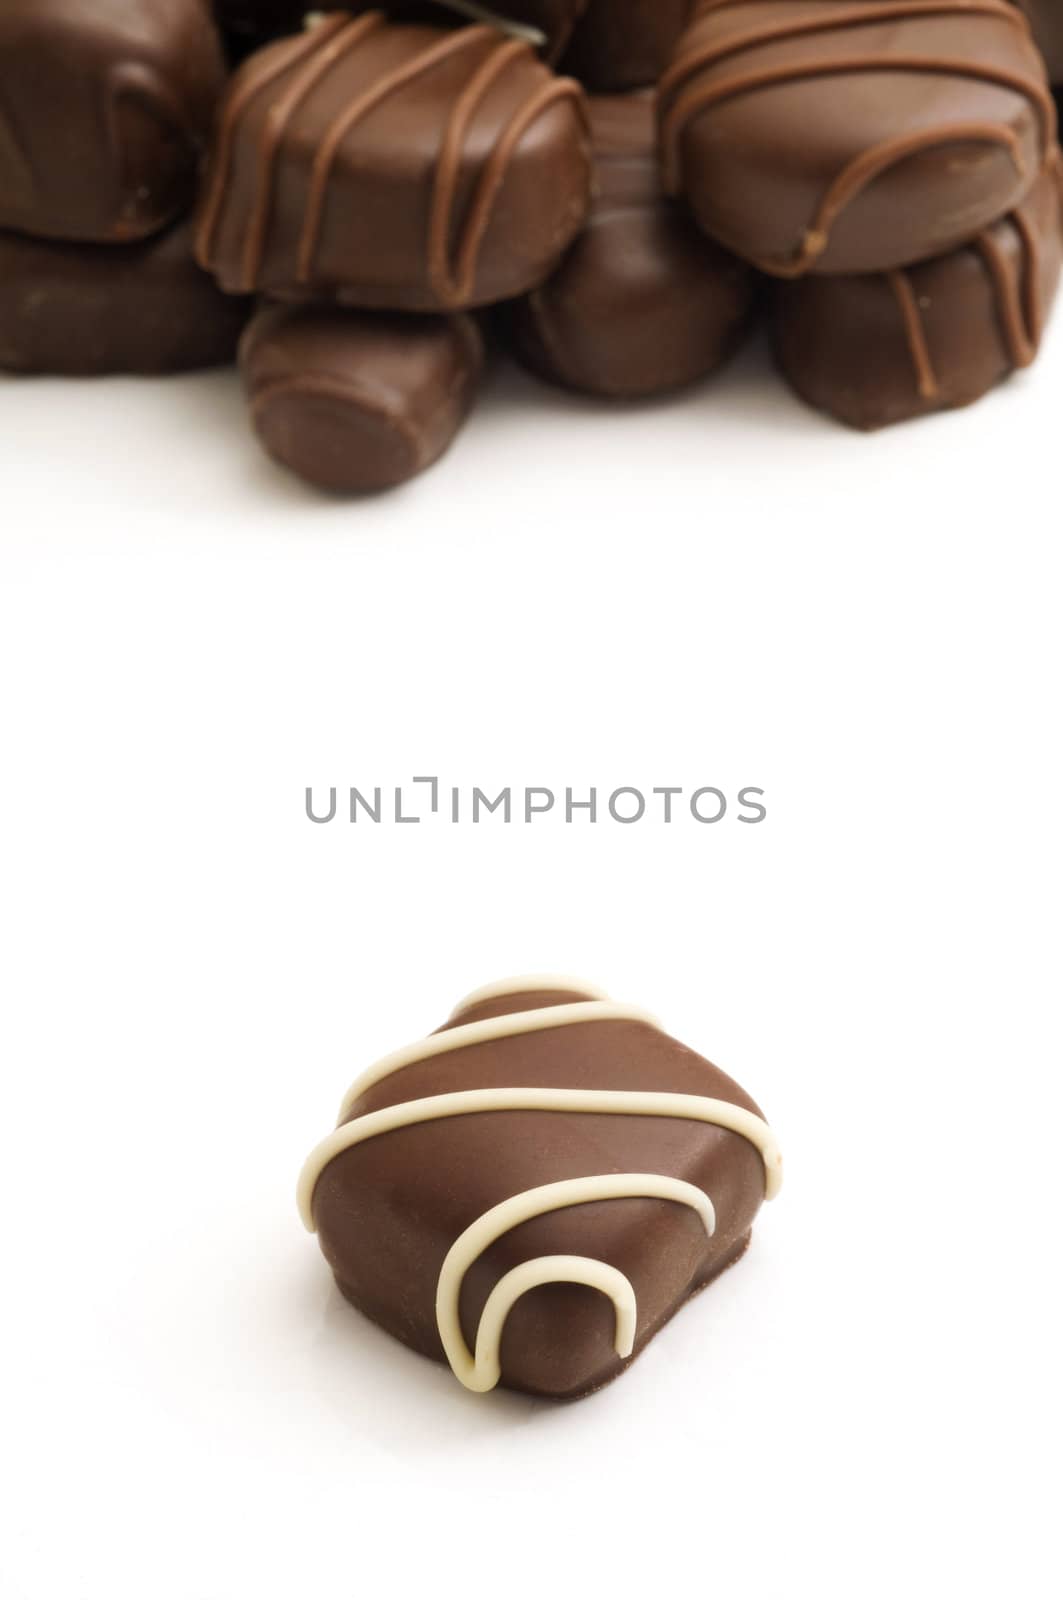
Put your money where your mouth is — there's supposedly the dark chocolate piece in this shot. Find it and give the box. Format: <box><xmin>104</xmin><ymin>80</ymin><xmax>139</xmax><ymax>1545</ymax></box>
<box><xmin>1018</xmin><ymin>1</ymin><xmax>1063</xmax><ymax>85</ymax></box>
<box><xmin>298</xmin><ymin>979</ymin><xmax>782</xmax><ymax>1400</ymax></box>
<box><xmin>196</xmin><ymin>12</ymin><xmax>592</xmax><ymax>310</ymax></box>
<box><xmin>562</xmin><ymin>0</ymin><xmax>695</xmax><ymax>90</ymax></box>
<box><xmin>507</xmin><ymin>94</ymin><xmax>754</xmax><ymax>397</ymax></box>
<box><xmin>658</xmin><ymin>0</ymin><xmax>1055</xmax><ymax>277</ymax></box>
<box><xmin>240</xmin><ymin>301</ymin><xmax>484</xmax><ymax>491</ymax></box>
<box><xmin>0</xmin><ymin>0</ymin><xmax>227</xmax><ymax>244</ymax></box>
<box><xmin>0</xmin><ymin>220</ymin><xmax>249</xmax><ymax>376</ymax></box>
<box><xmin>772</xmin><ymin>152</ymin><xmax>1063</xmax><ymax>428</ymax></box>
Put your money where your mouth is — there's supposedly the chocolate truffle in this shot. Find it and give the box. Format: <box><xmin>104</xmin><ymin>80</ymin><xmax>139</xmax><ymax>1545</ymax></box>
<box><xmin>0</xmin><ymin>220</ymin><xmax>249</xmax><ymax>376</ymax></box>
<box><xmin>658</xmin><ymin>0</ymin><xmax>1055</xmax><ymax>277</ymax></box>
<box><xmin>297</xmin><ymin>977</ymin><xmax>782</xmax><ymax>1399</ymax></box>
<box><xmin>0</xmin><ymin>0</ymin><xmax>227</xmax><ymax>244</ymax></box>
<box><xmin>195</xmin><ymin>11</ymin><xmax>592</xmax><ymax>309</ymax></box>
<box><xmin>240</xmin><ymin>301</ymin><xmax>484</xmax><ymax>491</ymax></box>
<box><xmin>562</xmin><ymin>0</ymin><xmax>695</xmax><ymax>90</ymax></box>
<box><xmin>772</xmin><ymin>152</ymin><xmax>1063</xmax><ymax>428</ymax></box>
<box><xmin>507</xmin><ymin>93</ymin><xmax>754</xmax><ymax>397</ymax></box>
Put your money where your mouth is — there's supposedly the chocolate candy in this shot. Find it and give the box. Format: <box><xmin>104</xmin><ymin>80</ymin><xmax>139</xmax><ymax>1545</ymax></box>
<box><xmin>562</xmin><ymin>0</ymin><xmax>695</xmax><ymax>90</ymax></box>
<box><xmin>0</xmin><ymin>0</ymin><xmax>227</xmax><ymax>244</ymax></box>
<box><xmin>297</xmin><ymin>977</ymin><xmax>782</xmax><ymax>1399</ymax></box>
<box><xmin>0</xmin><ymin>220</ymin><xmax>249</xmax><ymax>376</ymax></box>
<box><xmin>772</xmin><ymin>153</ymin><xmax>1063</xmax><ymax>428</ymax></box>
<box><xmin>658</xmin><ymin>0</ymin><xmax>1055</xmax><ymax>277</ymax></box>
<box><xmin>240</xmin><ymin>302</ymin><xmax>484</xmax><ymax>491</ymax></box>
<box><xmin>195</xmin><ymin>12</ymin><xmax>592</xmax><ymax>309</ymax></box>
<box><xmin>507</xmin><ymin>94</ymin><xmax>754</xmax><ymax>397</ymax></box>
<box><xmin>1018</xmin><ymin>1</ymin><xmax>1063</xmax><ymax>84</ymax></box>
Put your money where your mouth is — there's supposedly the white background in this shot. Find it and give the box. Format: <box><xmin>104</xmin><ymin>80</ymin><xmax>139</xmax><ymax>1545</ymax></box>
<box><xmin>2</xmin><ymin>328</ymin><xmax>1061</xmax><ymax>1599</ymax></box>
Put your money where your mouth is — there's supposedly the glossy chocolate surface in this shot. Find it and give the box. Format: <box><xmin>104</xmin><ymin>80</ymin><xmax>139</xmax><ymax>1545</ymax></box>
<box><xmin>0</xmin><ymin>0</ymin><xmax>226</xmax><ymax>243</ymax></box>
<box><xmin>196</xmin><ymin>12</ymin><xmax>592</xmax><ymax>310</ymax></box>
<box><xmin>508</xmin><ymin>93</ymin><xmax>754</xmax><ymax>396</ymax></box>
<box><xmin>240</xmin><ymin>301</ymin><xmax>484</xmax><ymax>490</ymax></box>
<box><xmin>309</xmin><ymin>984</ymin><xmax>773</xmax><ymax>1399</ymax></box>
<box><xmin>0</xmin><ymin>220</ymin><xmax>249</xmax><ymax>375</ymax></box>
<box><xmin>659</xmin><ymin>0</ymin><xmax>1055</xmax><ymax>276</ymax></box>
<box><xmin>772</xmin><ymin>153</ymin><xmax>1063</xmax><ymax>427</ymax></box>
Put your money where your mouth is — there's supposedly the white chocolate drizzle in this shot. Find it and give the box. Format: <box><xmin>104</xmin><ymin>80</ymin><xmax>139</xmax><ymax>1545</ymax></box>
<box><xmin>436</xmin><ymin>1175</ymin><xmax>716</xmax><ymax>1392</ymax></box>
<box><xmin>298</xmin><ymin>979</ymin><xmax>783</xmax><ymax>1393</ymax></box>
<box><xmin>335</xmin><ymin>998</ymin><xmax>660</xmax><ymax>1120</ymax></box>
<box><xmin>448</xmin><ymin>973</ymin><xmax>611</xmax><ymax>1017</ymax></box>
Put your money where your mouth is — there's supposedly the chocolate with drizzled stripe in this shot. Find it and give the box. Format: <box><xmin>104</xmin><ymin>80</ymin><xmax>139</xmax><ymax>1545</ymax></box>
<box><xmin>658</xmin><ymin>0</ymin><xmax>1055</xmax><ymax>277</ymax></box>
<box><xmin>195</xmin><ymin>11</ymin><xmax>593</xmax><ymax>310</ymax></box>
<box><xmin>299</xmin><ymin>979</ymin><xmax>781</xmax><ymax>1400</ymax></box>
<box><xmin>771</xmin><ymin>150</ymin><xmax>1063</xmax><ymax>427</ymax></box>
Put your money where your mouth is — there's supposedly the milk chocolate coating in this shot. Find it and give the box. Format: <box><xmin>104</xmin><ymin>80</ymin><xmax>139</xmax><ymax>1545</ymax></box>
<box><xmin>1018</xmin><ymin>1</ymin><xmax>1063</xmax><ymax>84</ymax></box>
<box><xmin>240</xmin><ymin>301</ymin><xmax>484</xmax><ymax>491</ymax></box>
<box><xmin>658</xmin><ymin>0</ymin><xmax>1055</xmax><ymax>277</ymax></box>
<box><xmin>0</xmin><ymin>220</ymin><xmax>249</xmax><ymax>376</ymax></box>
<box><xmin>507</xmin><ymin>94</ymin><xmax>754</xmax><ymax>397</ymax></box>
<box><xmin>0</xmin><ymin>0</ymin><xmax>227</xmax><ymax>244</ymax></box>
<box><xmin>772</xmin><ymin>153</ymin><xmax>1063</xmax><ymax>428</ymax></box>
<box><xmin>196</xmin><ymin>13</ymin><xmax>592</xmax><ymax>310</ymax></box>
<box><xmin>310</xmin><ymin>985</ymin><xmax>772</xmax><ymax>1400</ymax></box>
<box><xmin>562</xmin><ymin>0</ymin><xmax>695</xmax><ymax>90</ymax></box>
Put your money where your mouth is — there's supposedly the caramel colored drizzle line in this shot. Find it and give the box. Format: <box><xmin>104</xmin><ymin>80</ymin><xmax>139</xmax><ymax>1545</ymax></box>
<box><xmin>659</xmin><ymin>0</ymin><xmax>1029</xmax><ymax>101</ymax></box>
<box><xmin>429</xmin><ymin>73</ymin><xmax>587</xmax><ymax>304</ymax></box>
<box><xmin>663</xmin><ymin>58</ymin><xmax>1052</xmax><ymax>276</ymax></box>
<box><xmin>240</xmin><ymin>13</ymin><xmax>385</xmax><ymax>292</ymax></box>
<box><xmin>295</xmin><ymin>30</ymin><xmax>587</xmax><ymax>304</ymax></box>
<box><xmin>975</xmin><ymin>207</ymin><xmax>1042</xmax><ymax>367</ymax></box>
<box><xmin>888</xmin><ymin>165</ymin><xmax>1052</xmax><ymax>401</ymax></box>
<box><xmin>659</xmin><ymin>0</ymin><xmax>1055</xmax><ymax>278</ymax></box>
<box><xmin>296</xmin><ymin>26</ymin><xmax>499</xmax><ymax>286</ymax></box>
<box><xmin>436</xmin><ymin>1175</ymin><xmax>717</xmax><ymax>1393</ymax></box>
<box><xmin>298</xmin><ymin>1084</ymin><xmax>784</xmax><ymax>1229</ymax></box>
<box><xmin>196</xmin><ymin>12</ymin><xmax>352</xmax><ymax>268</ymax></box>
<box><xmin>426</xmin><ymin>37</ymin><xmax>537</xmax><ymax>303</ymax></box>
<box><xmin>888</xmin><ymin>269</ymin><xmax>939</xmax><ymax>399</ymax></box>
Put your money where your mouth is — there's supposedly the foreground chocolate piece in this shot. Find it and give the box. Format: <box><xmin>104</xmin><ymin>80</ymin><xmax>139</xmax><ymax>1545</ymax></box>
<box><xmin>0</xmin><ymin>221</ymin><xmax>249</xmax><ymax>376</ymax></box>
<box><xmin>240</xmin><ymin>302</ymin><xmax>484</xmax><ymax>491</ymax></box>
<box><xmin>0</xmin><ymin>0</ymin><xmax>227</xmax><ymax>244</ymax></box>
<box><xmin>562</xmin><ymin>0</ymin><xmax>695</xmax><ymax>90</ymax></box>
<box><xmin>658</xmin><ymin>0</ymin><xmax>1055</xmax><ymax>277</ymax></box>
<box><xmin>196</xmin><ymin>12</ymin><xmax>592</xmax><ymax>309</ymax></box>
<box><xmin>507</xmin><ymin>94</ymin><xmax>754</xmax><ymax>397</ymax></box>
<box><xmin>298</xmin><ymin>977</ymin><xmax>782</xmax><ymax>1399</ymax></box>
<box><xmin>773</xmin><ymin>154</ymin><xmax>1063</xmax><ymax>428</ymax></box>
<box><xmin>1018</xmin><ymin>1</ymin><xmax>1063</xmax><ymax>84</ymax></box>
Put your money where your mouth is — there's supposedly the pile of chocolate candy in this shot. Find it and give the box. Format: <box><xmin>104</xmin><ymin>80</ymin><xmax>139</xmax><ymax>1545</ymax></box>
<box><xmin>1</xmin><ymin>1</ymin><xmax>1061</xmax><ymax>492</ymax></box>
